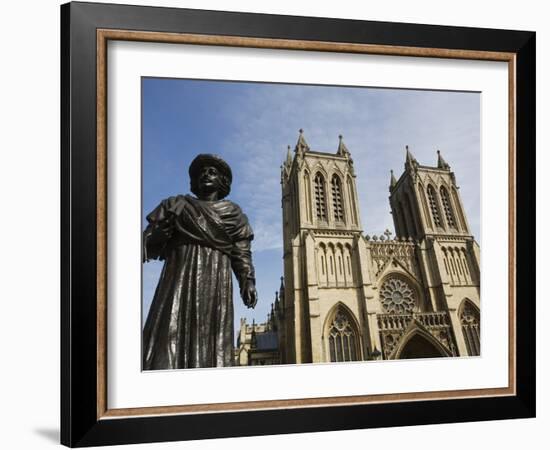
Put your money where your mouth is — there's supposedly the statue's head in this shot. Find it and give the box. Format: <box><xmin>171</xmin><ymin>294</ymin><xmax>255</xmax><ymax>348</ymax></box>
<box><xmin>189</xmin><ymin>154</ymin><xmax>232</xmax><ymax>200</ymax></box>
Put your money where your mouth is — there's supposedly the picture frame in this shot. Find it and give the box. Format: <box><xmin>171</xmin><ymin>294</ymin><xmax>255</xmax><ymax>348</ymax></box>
<box><xmin>60</xmin><ymin>1</ymin><xmax>535</xmax><ymax>447</ymax></box>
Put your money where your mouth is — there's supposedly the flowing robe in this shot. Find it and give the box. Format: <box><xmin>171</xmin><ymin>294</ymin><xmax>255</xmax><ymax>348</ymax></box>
<box><xmin>142</xmin><ymin>194</ymin><xmax>254</xmax><ymax>370</ymax></box>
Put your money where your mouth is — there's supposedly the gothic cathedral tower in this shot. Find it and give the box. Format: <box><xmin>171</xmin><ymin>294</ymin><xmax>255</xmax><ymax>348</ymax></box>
<box><xmin>281</xmin><ymin>130</ymin><xmax>373</xmax><ymax>364</ymax></box>
<box><xmin>280</xmin><ymin>131</ymin><xmax>481</xmax><ymax>364</ymax></box>
<box><xmin>388</xmin><ymin>147</ymin><xmax>481</xmax><ymax>357</ymax></box>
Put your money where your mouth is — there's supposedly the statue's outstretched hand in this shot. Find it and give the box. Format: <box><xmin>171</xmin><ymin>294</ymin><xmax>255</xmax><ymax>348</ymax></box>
<box><xmin>242</xmin><ymin>279</ymin><xmax>257</xmax><ymax>309</ymax></box>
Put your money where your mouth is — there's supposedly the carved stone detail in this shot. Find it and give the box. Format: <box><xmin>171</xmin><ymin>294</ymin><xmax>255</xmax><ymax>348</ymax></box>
<box><xmin>377</xmin><ymin>311</ymin><xmax>456</xmax><ymax>357</ymax></box>
<box><xmin>370</xmin><ymin>241</ymin><xmax>417</xmax><ymax>278</ymax></box>
<box><xmin>460</xmin><ymin>302</ymin><xmax>479</xmax><ymax>325</ymax></box>
<box><xmin>380</xmin><ymin>277</ymin><xmax>416</xmax><ymax>313</ymax></box>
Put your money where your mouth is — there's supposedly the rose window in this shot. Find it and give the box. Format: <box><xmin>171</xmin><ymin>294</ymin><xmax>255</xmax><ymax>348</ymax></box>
<box><xmin>380</xmin><ymin>278</ymin><xmax>416</xmax><ymax>313</ymax></box>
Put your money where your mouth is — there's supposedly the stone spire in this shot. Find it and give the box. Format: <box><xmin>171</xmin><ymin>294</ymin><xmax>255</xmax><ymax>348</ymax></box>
<box><xmin>250</xmin><ymin>319</ymin><xmax>257</xmax><ymax>348</ymax></box>
<box><xmin>405</xmin><ymin>145</ymin><xmax>417</xmax><ymax>164</ymax></box>
<box><xmin>286</xmin><ymin>145</ymin><xmax>292</xmax><ymax>166</ymax></box>
<box><xmin>281</xmin><ymin>145</ymin><xmax>293</xmax><ymax>183</ymax></box>
<box><xmin>295</xmin><ymin>128</ymin><xmax>310</xmax><ymax>154</ymax></box>
<box><xmin>389</xmin><ymin>169</ymin><xmax>397</xmax><ymax>191</ymax></box>
<box><xmin>278</xmin><ymin>276</ymin><xmax>285</xmax><ymax>306</ymax></box>
<box><xmin>274</xmin><ymin>290</ymin><xmax>279</xmax><ymax>309</ymax></box>
<box><xmin>405</xmin><ymin>145</ymin><xmax>419</xmax><ymax>172</ymax></box>
<box><xmin>437</xmin><ymin>149</ymin><xmax>450</xmax><ymax>170</ymax></box>
<box><xmin>336</xmin><ymin>134</ymin><xmax>351</xmax><ymax>157</ymax></box>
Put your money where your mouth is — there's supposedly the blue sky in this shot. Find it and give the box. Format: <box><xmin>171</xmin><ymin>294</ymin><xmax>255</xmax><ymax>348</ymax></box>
<box><xmin>141</xmin><ymin>77</ymin><xmax>480</xmax><ymax>343</ymax></box>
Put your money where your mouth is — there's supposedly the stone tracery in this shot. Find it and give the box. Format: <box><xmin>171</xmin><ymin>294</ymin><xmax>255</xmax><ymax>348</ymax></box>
<box><xmin>380</xmin><ymin>277</ymin><xmax>416</xmax><ymax>313</ymax></box>
<box><xmin>327</xmin><ymin>307</ymin><xmax>359</xmax><ymax>362</ymax></box>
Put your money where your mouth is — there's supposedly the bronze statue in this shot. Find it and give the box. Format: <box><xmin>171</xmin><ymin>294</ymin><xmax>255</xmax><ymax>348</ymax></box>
<box><xmin>142</xmin><ymin>154</ymin><xmax>257</xmax><ymax>370</ymax></box>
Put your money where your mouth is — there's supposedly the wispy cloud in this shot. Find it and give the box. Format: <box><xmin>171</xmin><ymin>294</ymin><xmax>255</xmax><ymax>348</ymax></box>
<box><xmin>215</xmin><ymin>83</ymin><xmax>480</xmax><ymax>250</ymax></box>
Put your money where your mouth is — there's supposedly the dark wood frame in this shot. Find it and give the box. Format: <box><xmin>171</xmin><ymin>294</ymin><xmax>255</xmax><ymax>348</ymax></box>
<box><xmin>61</xmin><ymin>1</ymin><xmax>535</xmax><ymax>447</ymax></box>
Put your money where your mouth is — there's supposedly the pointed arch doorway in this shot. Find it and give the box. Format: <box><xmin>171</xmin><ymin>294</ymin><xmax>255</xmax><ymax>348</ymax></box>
<box><xmin>394</xmin><ymin>330</ymin><xmax>451</xmax><ymax>360</ymax></box>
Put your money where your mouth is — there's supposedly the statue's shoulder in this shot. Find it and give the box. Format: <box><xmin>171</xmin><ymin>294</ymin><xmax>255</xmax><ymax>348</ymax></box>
<box><xmin>220</xmin><ymin>198</ymin><xmax>240</xmax><ymax>208</ymax></box>
<box><xmin>160</xmin><ymin>194</ymin><xmax>188</xmax><ymax>206</ymax></box>
<box><xmin>218</xmin><ymin>199</ymin><xmax>245</xmax><ymax>214</ymax></box>
<box><xmin>169</xmin><ymin>194</ymin><xmax>188</xmax><ymax>201</ymax></box>
<box><xmin>149</xmin><ymin>195</ymin><xmax>190</xmax><ymax>218</ymax></box>
<box><xmin>146</xmin><ymin>195</ymin><xmax>188</xmax><ymax>223</ymax></box>
<box><xmin>212</xmin><ymin>198</ymin><xmax>252</xmax><ymax>240</ymax></box>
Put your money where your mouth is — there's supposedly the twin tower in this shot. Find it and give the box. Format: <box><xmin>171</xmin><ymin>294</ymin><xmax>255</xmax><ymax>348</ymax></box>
<box><xmin>278</xmin><ymin>130</ymin><xmax>480</xmax><ymax>363</ymax></box>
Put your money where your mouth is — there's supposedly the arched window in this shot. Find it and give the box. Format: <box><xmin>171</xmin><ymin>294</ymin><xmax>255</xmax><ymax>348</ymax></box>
<box><xmin>331</xmin><ymin>174</ymin><xmax>345</xmax><ymax>221</ymax></box>
<box><xmin>419</xmin><ymin>183</ymin><xmax>433</xmax><ymax>229</ymax></box>
<box><xmin>405</xmin><ymin>193</ymin><xmax>419</xmax><ymax>237</ymax></box>
<box><xmin>344</xmin><ymin>244</ymin><xmax>354</xmax><ymax>284</ymax></box>
<box><xmin>460</xmin><ymin>300</ymin><xmax>480</xmax><ymax>356</ymax></box>
<box><xmin>442</xmin><ymin>247</ymin><xmax>450</xmax><ymax>276</ymax></box>
<box><xmin>427</xmin><ymin>185</ymin><xmax>442</xmax><ymax>228</ymax></box>
<box><xmin>317</xmin><ymin>243</ymin><xmax>328</xmax><ymax>286</ymax></box>
<box><xmin>461</xmin><ymin>248</ymin><xmax>471</xmax><ymax>277</ymax></box>
<box><xmin>440</xmin><ymin>186</ymin><xmax>456</xmax><ymax>228</ymax></box>
<box><xmin>314</xmin><ymin>173</ymin><xmax>327</xmax><ymax>221</ymax></box>
<box><xmin>326</xmin><ymin>244</ymin><xmax>336</xmax><ymax>286</ymax></box>
<box><xmin>398</xmin><ymin>203</ymin><xmax>409</xmax><ymax>237</ymax></box>
<box><xmin>327</xmin><ymin>306</ymin><xmax>360</xmax><ymax>362</ymax></box>
<box><xmin>303</xmin><ymin>171</ymin><xmax>312</xmax><ymax>222</ymax></box>
<box><xmin>454</xmin><ymin>247</ymin><xmax>463</xmax><ymax>276</ymax></box>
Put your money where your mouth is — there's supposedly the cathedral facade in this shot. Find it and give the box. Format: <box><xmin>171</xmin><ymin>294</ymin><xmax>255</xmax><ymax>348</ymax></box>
<box><xmin>272</xmin><ymin>130</ymin><xmax>481</xmax><ymax>364</ymax></box>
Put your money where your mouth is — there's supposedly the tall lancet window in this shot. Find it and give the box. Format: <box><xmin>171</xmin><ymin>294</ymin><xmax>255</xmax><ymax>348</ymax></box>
<box><xmin>460</xmin><ymin>300</ymin><xmax>480</xmax><ymax>356</ymax></box>
<box><xmin>304</xmin><ymin>171</ymin><xmax>312</xmax><ymax>222</ymax></box>
<box><xmin>327</xmin><ymin>307</ymin><xmax>359</xmax><ymax>362</ymax></box>
<box><xmin>440</xmin><ymin>186</ymin><xmax>456</xmax><ymax>229</ymax></box>
<box><xmin>427</xmin><ymin>185</ymin><xmax>442</xmax><ymax>228</ymax></box>
<box><xmin>314</xmin><ymin>173</ymin><xmax>327</xmax><ymax>221</ymax></box>
<box><xmin>331</xmin><ymin>175</ymin><xmax>345</xmax><ymax>222</ymax></box>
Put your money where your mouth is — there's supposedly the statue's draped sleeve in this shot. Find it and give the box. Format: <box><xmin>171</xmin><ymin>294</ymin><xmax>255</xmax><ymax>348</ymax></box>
<box><xmin>222</xmin><ymin>204</ymin><xmax>255</xmax><ymax>293</ymax></box>
<box><xmin>142</xmin><ymin>197</ymin><xmax>177</xmax><ymax>262</ymax></box>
